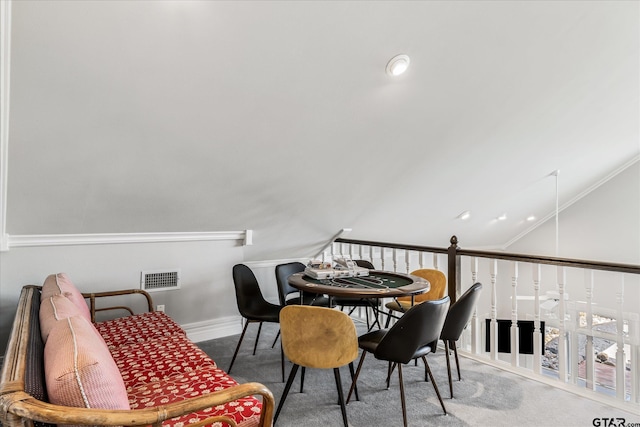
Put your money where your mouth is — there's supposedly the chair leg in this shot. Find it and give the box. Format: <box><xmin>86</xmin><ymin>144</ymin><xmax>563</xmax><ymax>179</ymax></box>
<box><xmin>348</xmin><ymin>361</ymin><xmax>359</xmax><ymax>401</ymax></box>
<box><xmin>280</xmin><ymin>341</ymin><xmax>285</xmax><ymax>383</ymax></box>
<box><xmin>346</xmin><ymin>351</ymin><xmax>367</xmax><ymax>403</ymax></box>
<box><xmin>452</xmin><ymin>340</ymin><xmax>461</xmax><ymax>381</ymax></box>
<box><xmin>300</xmin><ymin>367</ymin><xmax>306</xmax><ymax>393</ymax></box>
<box><xmin>274</xmin><ymin>364</ymin><xmax>300</xmax><ymax>424</ymax></box>
<box><xmin>228</xmin><ymin>320</ymin><xmax>249</xmax><ymax>373</ymax></box>
<box><xmin>422</xmin><ymin>356</ymin><xmax>447</xmax><ymax>415</ymax></box>
<box><xmin>333</xmin><ymin>368</ymin><xmax>349</xmax><ymax>427</ymax></box>
<box><xmin>253</xmin><ymin>322</ymin><xmax>263</xmax><ymax>355</ymax></box>
<box><xmin>397</xmin><ymin>363</ymin><xmax>408</xmax><ymax>427</ymax></box>
<box><xmin>271</xmin><ymin>329</ymin><xmax>280</xmax><ymax>349</ymax></box>
<box><xmin>444</xmin><ymin>340</ymin><xmax>453</xmax><ymax>398</ymax></box>
<box><xmin>386</xmin><ymin>362</ymin><xmax>396</xmax><ymax>389</ymax></box>
<box><xmin>384</xmin><ymin>311</ymin><xmax>392</xmax><ymax>328</ymax></box>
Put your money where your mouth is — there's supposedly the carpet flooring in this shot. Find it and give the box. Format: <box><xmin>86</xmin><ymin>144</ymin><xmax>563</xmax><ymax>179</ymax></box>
<box><xmin>197</xmin><ymin>321</ymin><xmax>639</xmax><ymax>427</ymax></box>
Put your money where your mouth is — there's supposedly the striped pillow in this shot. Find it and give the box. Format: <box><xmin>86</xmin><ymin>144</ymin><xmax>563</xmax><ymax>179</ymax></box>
<box><xmin>39</xmin><ymin>294</ymin><xmax>85</xmax><ymax>343</ymax></box>
<box><xmin>41</xmin><ymin>273</ymin><xmax>91</xmax><ymax>322</ymax></box>
<box><xmin>44</xmin><ymin>315</ymin><xmax>130</xmax><ymax>413</ymax></box>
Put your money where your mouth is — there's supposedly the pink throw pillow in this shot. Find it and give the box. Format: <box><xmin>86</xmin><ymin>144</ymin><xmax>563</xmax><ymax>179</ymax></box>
<box><xmin>44</xmin><ymin>315</ymin><xmax>130</xmax><ymax>411</ymax></box>
<box><xmin>41</xmin><ymin>273</ymin><xmax>91</xmax><ymax>322</ymax></box>
<box><xmin>39</xmin><ymin>294</ymin><xmax>84</xmax><ymax>343</ymax></box>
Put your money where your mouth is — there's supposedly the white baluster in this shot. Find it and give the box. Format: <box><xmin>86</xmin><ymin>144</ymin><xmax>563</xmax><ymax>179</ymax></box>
<box><xmin>405</xmin><ymin>249</ymin><xmax>410</xmax><ymax>274</ymax></box>
<box><xmin>392</xmin><ymin>248</ymin><xmax>398</xmax><ymax>272</ymax></box>
<box><xmin>470</xmin><ymin>257</ymin><xmax>479</xmax><ymax>354</ymax></box>
<box><xmin>419</xmin><ymin>252</ymin><xmax>425</xmax><ymax>269</ymax></box>
<box><xmin>511</xmin><ymin>262</ymin><xmax>519</xmax><ymax>366</ymax></box>
<box><xmin>358</xmin><ymin>245</ymin><xmax>364</xmax><ymax>262</ymax></box>
<box><xmin>557</xmin><ymin>266</ymin><xmax>568</xmax><ymax>383</ymax></box>
<box><xmin>433</xmin><ymin>253</ymin><xmax>439</xmax><ymax>271</ymax></box>
<box><xmin>585</xmin><ymin>270</ymin><xmax>595</xmax><ymax>390</ymax></box>
<box><xmin>533</xmin><ymin>264</ymin><xmax>542</xmax><ymax>374</ymax></box>
<box><xmin>369</xmin><ymin>246</ymin><xmax>374</xmax><ymax>268</ymax></box>
<box><xmin>380</xmin><ymin>247</ymin><xmax>385</xmax><ymax>271</ymax></box>
<box><xmin>616</xmin><ymin>275</ymin><xmax>625</xmax><ymax>400</ymax></box>
<box><xmin>490</xmin><ymin>259</ymin><xmax>498</xmax><ymax>360</ymax></box>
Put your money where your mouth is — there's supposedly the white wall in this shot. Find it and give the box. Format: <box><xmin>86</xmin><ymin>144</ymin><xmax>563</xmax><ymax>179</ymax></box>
<box><xmin>0</xmin><ymin>239</ymin><xmax>249</xmax><ymax>354</ymax></box>
<box><xmin>507</xmin><ymin>161</ymin><xmax>640</xmax><ymax>265</ymax></box>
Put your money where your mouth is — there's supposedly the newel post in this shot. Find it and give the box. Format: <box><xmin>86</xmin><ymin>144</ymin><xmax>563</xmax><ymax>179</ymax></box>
<box><xmin>447</xmin><ymin>235</ymin><xmax>460</xmax><ymax>304</ymax></box>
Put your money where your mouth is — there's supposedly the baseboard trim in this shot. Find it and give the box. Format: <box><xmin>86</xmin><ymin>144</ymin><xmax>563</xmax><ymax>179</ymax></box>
<box><xmin>183</xmin><ymin>315</ymin><xmax>243</xmax><ymax>343</ymax></box>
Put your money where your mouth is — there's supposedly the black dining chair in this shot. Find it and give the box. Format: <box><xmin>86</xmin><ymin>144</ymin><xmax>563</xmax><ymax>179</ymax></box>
<box><xmin>275</xmin><ymin>261</ymin><xmax>333</xmax><ymax>307</ymax></box>
<box><xmin>228</xmin><ymin>263</ymin><xmax>284</xmax><ymax>381</ymax></box>
<box><xmin>346</xmin><ymin>296</ymin><xmax>450</xmax><ymax>427</ymax></box>
<box><xmin>333</xmin><ymin>259</ymin><xmax>382</xmax><ymax>330</ymax></box>
<box><xmin>440</xmin><ymin>282</ymin><xmax>483</xmax><ymax>398</ymax></box>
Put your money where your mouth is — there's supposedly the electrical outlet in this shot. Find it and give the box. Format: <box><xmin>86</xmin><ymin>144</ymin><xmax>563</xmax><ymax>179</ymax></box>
<box><xmin>156</xmin><ymin>305</ymin><xmax>165</xmax><ymax>313</ymax></box>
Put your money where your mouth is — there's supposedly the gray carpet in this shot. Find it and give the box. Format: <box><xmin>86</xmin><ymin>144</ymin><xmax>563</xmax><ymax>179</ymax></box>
<box><xmin>197</xmin><ymin>321</ymin><xmax>638</xmax><ymax>427</ymax></box>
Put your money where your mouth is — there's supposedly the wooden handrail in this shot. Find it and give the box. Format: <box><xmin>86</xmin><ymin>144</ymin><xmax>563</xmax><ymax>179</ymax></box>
<box><xmin>335</xmin><ymin>235</ymin><xmax>640</xmax><ymax>304</ymax></box>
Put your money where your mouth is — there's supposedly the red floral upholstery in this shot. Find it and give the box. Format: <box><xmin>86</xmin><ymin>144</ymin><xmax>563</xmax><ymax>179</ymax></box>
<box><xmin>94</xmin><ymin>309</ymin><xmax>264</xmax><ymax>427</ymax></box>
<box><xmin>127</xmin><ymin>367</ymin><xmax>261</xmax><ymax>427</ymax></box>
<box><xmin>96</xmin><ymin>311</ymin><xmax>186</xmax><ymax>348</ymax></box>
<box><xmin>111</xmin><ymin>335</ymin><xmax>216</xmax><ymax>389</ymax></box>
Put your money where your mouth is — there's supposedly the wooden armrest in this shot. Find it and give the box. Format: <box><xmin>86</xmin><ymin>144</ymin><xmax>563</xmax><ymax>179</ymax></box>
<box><xmin>82</xmin><ymin>289</ymin><xmax>154</xmax><ymax>322</ymax></box>
<box><xmin>0</xmin><ymin>383</ymin><xmax>274</xmax><ymax>427</ymax></box>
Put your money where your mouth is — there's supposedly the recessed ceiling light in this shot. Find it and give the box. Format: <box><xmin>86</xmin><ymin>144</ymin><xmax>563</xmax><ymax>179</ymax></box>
<box><xmin>497</xmin><ymin>213</ymin><xmax>507</xmax><ymax>221</ymax></box>
<box><xmin>386</xmin><ymin>54</ymin><xmax>410</xmax><ymax>76</ymax></box>
<box><xmin>457</xmin><ymin>210</ymin><xmax>471</xmax><ymax>220</ymax></box>
<box><xmin>526</xmin><ymin>215</ymin><xmax>536</xmax><ymax>221</ymax></box>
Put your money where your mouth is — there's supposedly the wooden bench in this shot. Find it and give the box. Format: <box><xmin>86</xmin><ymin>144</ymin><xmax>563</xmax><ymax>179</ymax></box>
<box><xmin>0</xmin><ymin>274</ymin><xmax>274</xmax><ymax>427</ymax></box>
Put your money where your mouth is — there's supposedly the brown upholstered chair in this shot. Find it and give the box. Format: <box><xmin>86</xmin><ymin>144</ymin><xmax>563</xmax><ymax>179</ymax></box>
<box><xmin>384</xmin><ymin>268</ymin><xmax>447</xmax><ymax>327</ymax></box>
<box><xmin>274</xmin><ymin>305</ymin><xmax>359</xmax><ymax>427</ymax></box>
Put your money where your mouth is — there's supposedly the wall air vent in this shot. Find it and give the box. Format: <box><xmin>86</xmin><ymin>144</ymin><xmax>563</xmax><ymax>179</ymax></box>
<box><xmin>140</xmin><ymin>269</ymin><xmax>181</xmax><ymax>292</ymax></box>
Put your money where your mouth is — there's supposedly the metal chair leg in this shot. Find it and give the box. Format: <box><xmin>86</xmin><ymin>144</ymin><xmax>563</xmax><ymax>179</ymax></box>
<box><xmin>274</xmin><ymin>364</ymin><xmax>300</xmax><ymax>424</ymax></box>
<box><xmin>253</xmin><ymin>322</ymin><xmax>263</xmax><ymax>355</ymax></box>
<box><xmin>334</xmin><ymin>368</ymin><xmax>349</xmax><ymax>427</ymax></box>
<box><xmin>422</xmin><ymin>356</ymin><xmax>447</xmax><ymax>415</ymax></box>
<box><xmin>228</xmin><ymin>320</ymin><xmax>250</xmax><ymax>373</ymax></box>
<box><xmin>444</xmin><ymin>340</ymin><xmax>453</xmax><ymax>398</ymax></box>
<box><xmin>280</xmin><ymin>341</ymin><xmax>285</xmax><ymax>382</ymax></box>
<box><xmin>452</xmin><ymin>340</ymin><xmax>461</xmax><ymax>380</ymax></box>
<box><xmin>300</xmin><ymin>367</ymin><xmax>306</xmax><ymax>393</ymax></box>
<box><xmin>347</xmin><ymin>361</ymin><xmax>359</xmax><ymax>401</ymax></box>
<box><xmin>346</xmin><ymin>351</ymin><xmax>367</xmax><ymax>403</ymax></box>
<box><xmin>271</xmin><ymin>329</ymin><xmax>280</xmax><ymax>349</ymax></box>
<box><xmin>397</xmin><ymin>363</ymin><xmax>408</xmax><ymax>427</ymax></box>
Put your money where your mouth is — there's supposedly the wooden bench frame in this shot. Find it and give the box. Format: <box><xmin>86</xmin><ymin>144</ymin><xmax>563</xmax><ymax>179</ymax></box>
<box><xmin>0</xmin><ymin>285</ymin><xmax>275</xmax><ymax>427</ymax></box>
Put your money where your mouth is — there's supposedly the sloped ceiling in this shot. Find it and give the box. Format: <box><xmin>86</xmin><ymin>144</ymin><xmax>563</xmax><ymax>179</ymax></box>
<box><xmin>6</xmin><ymin>1</ymin><xmax>639</xmax><ymax>260</ymax></box>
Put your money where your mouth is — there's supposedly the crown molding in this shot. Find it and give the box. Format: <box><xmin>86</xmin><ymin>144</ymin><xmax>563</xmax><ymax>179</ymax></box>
<box><xmin>6</xmin><ymin>231</ymin><xmax>247</xmax><ymax>248</ymax></box>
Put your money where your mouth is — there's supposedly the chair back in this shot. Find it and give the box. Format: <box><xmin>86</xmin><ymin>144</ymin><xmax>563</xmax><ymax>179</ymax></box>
<box><xmin>275</xmin><ymin>262</ymin><xmax>306</xmax><ymax>305</ymax></box>
<box><xmin>397</xmin><ymin>269</ymin><xmax>446</xmax><ymax>304</ymax></box>
<box><xmin>280</xmin><ymin>305</ymin><xmax>358</xmax><ymax>369</ymax></box>
<box><xmin>354</xmin><ymin>259</ymin><xmax>375</xmax><ymax>269</ymax></box>
<box><xmin>440</xmin><ymin>282</ymin><xmax>483</xmax><ymax>341</ymax></box>
<box><xmin>232</xmin><ymin>264</ymin><xmax>271</xmax><ymax>318</ymax></box>
<box><xmin>375</xmin><ymin>296</ymin><xmax>450</xmax><ymax>364</ymax></box>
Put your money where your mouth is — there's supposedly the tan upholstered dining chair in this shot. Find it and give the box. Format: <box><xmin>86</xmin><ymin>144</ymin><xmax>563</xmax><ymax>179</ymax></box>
<box><xmin>274</xmin><ymin>305</ymin><xmax>359</xmax><ymax>427</ymax></box>
<box><xmin>384</xmin><ymin>268</ymin><xmax>447</xmax><ymax>327</ymax></box>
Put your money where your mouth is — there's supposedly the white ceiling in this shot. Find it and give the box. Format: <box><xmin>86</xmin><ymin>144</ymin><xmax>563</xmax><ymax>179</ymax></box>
<box><xmin>5</xmin><ymin>1</ymin><xmax>639</xmax><ymax>260</ymax></box>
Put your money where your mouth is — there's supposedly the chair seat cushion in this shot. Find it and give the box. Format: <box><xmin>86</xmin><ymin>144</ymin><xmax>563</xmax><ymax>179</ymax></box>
<box><xmin>357</xmin><ymin>329</ymin><xmax>388</xmax><ymax>353</ymax></box>
<box><xmin>127</xmin><ymin>367</ymin><xmax>262</xmax><ymax>427</ymax></box>
<box><xmin>385</xmin><ymin>300</ymin><xmax>416</xmax><ymax>312</ymax></box>
<box><xmin>110</xmin><ymin>335</ymin><xmax>217</xmax><ymax>389</ymax></box>
<box><xmin>96</xmin><ymin>311</ymin><xmax>186</xmax><ymax>348</ymax></box>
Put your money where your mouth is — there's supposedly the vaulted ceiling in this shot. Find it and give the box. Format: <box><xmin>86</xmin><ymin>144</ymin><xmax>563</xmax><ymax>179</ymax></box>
<box><xmin>5</xmin><ymin>1</ymin><xmax>639</xmax><ymax>260</ymax></box>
